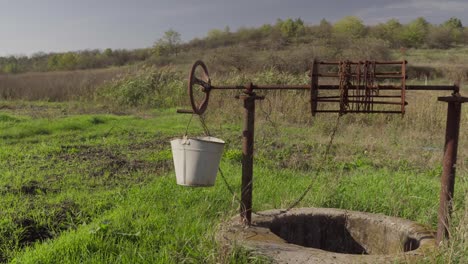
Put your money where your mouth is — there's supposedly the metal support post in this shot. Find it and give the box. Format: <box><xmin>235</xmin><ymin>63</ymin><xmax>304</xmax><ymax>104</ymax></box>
<box><xmin>238</xmin><ymin>90</ymin><xmax>264</xmax><ymax>225</ymax></box>
<box><xmin>436</xmin><ymin>95</ymin><xmax>468</xmax><ymax>244</ymax></box>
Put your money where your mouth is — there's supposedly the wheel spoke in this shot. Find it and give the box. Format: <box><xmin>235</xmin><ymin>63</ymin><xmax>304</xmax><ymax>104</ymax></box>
<box><xmin>194</xmin><ymin>77</ymin><xmax>208</xmax><ymax>89</ymax></box>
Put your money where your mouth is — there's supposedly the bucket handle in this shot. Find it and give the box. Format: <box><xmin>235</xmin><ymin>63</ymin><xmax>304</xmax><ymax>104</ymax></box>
<box><xmin>181</xmin><ymin>135</ymin><xmax>190</xmax><ymax>145</ymax></box>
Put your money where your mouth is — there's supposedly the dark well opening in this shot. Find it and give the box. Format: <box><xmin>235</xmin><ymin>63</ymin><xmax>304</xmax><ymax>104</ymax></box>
<box><xmin>267</xmin><ymin>214</ymin><xmax>367</xmax><ymax>254</ymax></box>
<box><xmin>263</xmin><ymin>214</ymin><xmax>421</xmax><ymax>255</ymax></box>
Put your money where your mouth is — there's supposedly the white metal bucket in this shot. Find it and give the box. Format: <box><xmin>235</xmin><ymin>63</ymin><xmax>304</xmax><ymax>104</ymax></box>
<box><xmin>170</xmin><ymin>136</ymin><xmax>225</xmax><ymax>187</ymax></box>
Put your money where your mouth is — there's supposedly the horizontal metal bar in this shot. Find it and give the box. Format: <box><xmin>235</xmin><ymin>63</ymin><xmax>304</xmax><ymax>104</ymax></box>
<box><xmin>407</xmin><ymin>85</ymin><xmax>458</xmax><ymax>91</ymax></box>
<box><xmin>438</xmin><ymin>96</ymin><xmax>468</xmax><ymax>103</ymax></box>
<box><xmin>319</xmin><ymin>61</ymin><xmax>407</xmax><ymax>65</ymax></box>
<box><xmin>211</xmin><ymin>85</ymin><xmax>309</xmax><ymax>90</ymax></box>
<box><xmin>364</xmin><ymin>75</ymin><xmax>406</xmax><ymax>79</ymax></box>
<box><xmin>318</xmin><ymin>95</ymin><xmax>402</xmax><ymax>99</ymax></box>
<box><xmin>210</xmin><ymin>84</ymin><xmax>457</xmax><ymax>91</ymax></box>
<box><xmin>374</xmin><ymin>72</ymin><xmax>403</xmax><ymax>75</ymax></box>
<box><xmin>311</xmin><ymin>85</ymin><xmax>454</xmax><ymax>90</ymax></box>
<box><xmin>319</xmin><ymin>85</ymin><xmax>394</xmax><ymax>90</ymax></box>
<box><xmin>210</xmin><ymin>85</ymin><xmax>247</xmax><ymax>90</ymax></box>
<box><xmin>314</xmin><ymin>110</ymin><xmax>403</xmax><ymax>114</ymax></box>
<box><xmin>308</xmin><ymin>72</ymin><xmax>403</xmax><ymax>77</ymax></box>
<box><xmin>317</xmin><ymin>85</ymin><xmax>456</xmax><ymax>91</ymax></box>
<box><xmin>313</xmin><ymin>74</ymin><xmax>405</xmax><ymax>78</ymax></box>
<box><xmin>316</xmin><ymin>99</ymin><xmax>407</xmax><ymax>105</ymax></box>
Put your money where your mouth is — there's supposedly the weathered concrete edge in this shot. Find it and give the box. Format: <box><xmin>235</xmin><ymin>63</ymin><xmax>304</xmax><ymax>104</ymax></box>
<box><xmin>216</xmin><ymin>208</ymin><xmax>437</xmax><ymax>264</ymax></box>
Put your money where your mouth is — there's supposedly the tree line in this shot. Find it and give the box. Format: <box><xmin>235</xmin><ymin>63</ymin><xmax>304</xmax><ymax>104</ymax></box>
<box><xmin>0</xmin><ymin>49</ymin><xmax>151</xmax><ymax>74</ymax></box>
<box><xmin>184</xmin><ymin>16</ymin><xmax>466</xmax><ymax>50</ymax></box>
<box><xmin>1</xmin><ymin>16</ymin><xmax>466</xmax><ymax>74</ymax></box>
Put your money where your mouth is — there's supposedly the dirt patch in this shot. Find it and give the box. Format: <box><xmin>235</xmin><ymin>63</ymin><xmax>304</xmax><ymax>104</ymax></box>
<box><xmin>48</xmin><ymin>200</ymin><xmax>88</xmax><ymax>231</ymax></box>
<box><xmin>10</xmin><ymin>200</ymin><xmax>87</xmax><ymax>250</ymax></box>
<box><xmin>58</xmin><ymin>144</ymin><xmax>171</xmax><ymax>180</ymax></box>
<box><xmin>15</xmin><ymin>218</ymin><xmax>52</xmax><ymax>246</ymax></box>
<box><xmin>20</xmin><ymin>180</ymin><xmax>49</xmax><ymax>195</ymax></box>
<box><xmin>0</xmin><ymin>181</ymin><xmax>56</xmax><ymax>196</ymax></box>
<box><xmin>126</xmin><ymin>138</ymin><xmax>171</xmax><ymax>151</ymax></box>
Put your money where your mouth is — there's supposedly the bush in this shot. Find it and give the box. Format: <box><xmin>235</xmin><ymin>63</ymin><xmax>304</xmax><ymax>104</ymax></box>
<box><xmin>340</xmin><ymin>38</ymin><xmax>391</xmax><ymax>61</ymax></box>
<box><xmin>205</xmin><ymin>46</ymin><xmax>256</xmax><ymax>74</ymax></box>
<box><xmin>96</xmin><ymin>66</ymin><xmax>184</xmax><ymax>108</ymax></box>
<box><xmin>426</xmin><ymin>26</ymin><xmax>453</xmax><ymax>49</ymax></box>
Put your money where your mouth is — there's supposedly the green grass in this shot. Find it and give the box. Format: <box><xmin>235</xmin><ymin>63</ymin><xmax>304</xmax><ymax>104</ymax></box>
<box><xmin>0</xmin><ymin>101</ymin><xmax>467</xmax><ymax>263</ymax></box>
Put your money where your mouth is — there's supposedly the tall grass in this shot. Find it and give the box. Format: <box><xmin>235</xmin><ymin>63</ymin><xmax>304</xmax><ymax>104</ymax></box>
<box><xmin>0</xmin><ymin>104</ymin><xmax>466</xmax><ymax>262</ymax></box>
<box><xmin>96</xmin><ymin>66</ymin><xmax>185</xmax><ymax>109</ymax></box>
<box><xmin>0</xmin><ymin>67</ymin><xmax>133</xmax><ymax>101</ymax></box>
<box><xmin>0</xmin><ymin>54</ymin><xmax>467</xmax><ymax>262</ymax></box>
<box><xmin>1</xmin><ymin>47</ymin><xmax>467</xmax><ymax>104</ymax></box>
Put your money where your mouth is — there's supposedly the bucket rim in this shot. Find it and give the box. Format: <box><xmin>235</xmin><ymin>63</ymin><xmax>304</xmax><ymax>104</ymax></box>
<box><xmin>171</xmin><ymin>136</ymin><xmax>225</xmax><ymax>145</ymax></box>
<box><xmin>177</xmin><ymin>182</ymin><xmax>215</xmax><ymax>187</ymax></box>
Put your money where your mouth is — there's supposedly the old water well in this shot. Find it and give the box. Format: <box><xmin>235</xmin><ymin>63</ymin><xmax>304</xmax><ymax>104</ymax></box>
<box><xmin>218</xmin><ymin>208</ymin><xmax>436</xmax><ymax>263</ymax></box>
<box><xmin>175</xmin><ymin>59</ymin><xmax>466</xmax><ymax>262</ymax></box>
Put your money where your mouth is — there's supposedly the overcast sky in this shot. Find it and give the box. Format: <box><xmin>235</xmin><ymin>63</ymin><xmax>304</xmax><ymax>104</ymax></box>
<box><xmin>1</xmin><ymin>0</ymin><xmax>468</xmax><ymax>56</ymax></box>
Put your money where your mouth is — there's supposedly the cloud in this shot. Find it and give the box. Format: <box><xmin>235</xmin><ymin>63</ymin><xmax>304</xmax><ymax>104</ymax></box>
<box><xmin>385</xmin><ymin>0</ymin><xmax>468</xmax><ymax>12</ymax></box>
<box><xmin>356</xmin><ymin>0</ymin><xmax>468</xmax><ymax>24</ymax></box>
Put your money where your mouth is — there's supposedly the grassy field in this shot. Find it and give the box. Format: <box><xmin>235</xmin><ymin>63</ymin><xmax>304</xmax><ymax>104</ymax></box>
<box><xmin>0</xmin><ymin>92</ymin><xmax>466</xmax><ymax>263</ymax></box>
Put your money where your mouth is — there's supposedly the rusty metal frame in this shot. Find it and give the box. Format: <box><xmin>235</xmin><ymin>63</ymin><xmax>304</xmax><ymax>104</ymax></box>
<box><xmin>178</xmin><ymin>60</ymin><xmax>466</xmax><ymax>245</ymax></box>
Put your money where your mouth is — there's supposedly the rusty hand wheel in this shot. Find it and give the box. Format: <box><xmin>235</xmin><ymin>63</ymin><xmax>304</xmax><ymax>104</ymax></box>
<box><xmin>188</xmin><ymin>60</ymin><xmax>211</xmax><ymax>115</ymax></box>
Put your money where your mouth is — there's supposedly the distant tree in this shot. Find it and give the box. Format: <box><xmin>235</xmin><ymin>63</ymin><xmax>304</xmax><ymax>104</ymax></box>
<box><xmin>463</xmin><ymin>28</ymin><xmax>468</xmax><ymax>45</ymax></box>
<box><xmin>259</xmin><ymin>23</ymin><xmax>273</xmax><ymax>37</ymax></box>
<box><xmin>277</xmin><ymin>18</ymin><xmax>305</xmax><ymax>39</ymax></box>
<box><xmin>426</xmin><ymin>25</ymin><xmax>453</xmax><ymax>48</ymax></box>
<box><xmin>47</xmin><ymin>54</ymin><xmax>60</xmax><ymax>70</ymax></box>
<box><xmin>103</xmin><ymin>48</ymin><xmax>113</xmax><ymax>57</ymax></box>
<box><xmin>58</xmin><ymin>53</ymin><xmax>78</xmax><ymax>70</ymax></box>
<box><xmin>207</xmin><ymin>29</ymin><xmax>224</xmax><ymax>39</ymax></box>
<box><xmin>316</xmin><ymin>19</ymin><xmax>333</xmax><ymax>39</ymax></box>
<box><xmin>443</xmin><ymin>17</ymin><xmax>463</xmax><ymax>29</ymax></box>
<box><xmin>113</xmin><ymin>49</ymin><xmax>132</xmax><ymax>66</ymax></box>
<box><xmin>369</xmin><ymin>19</ymin><xmax>402</xmax><ymax>47</ymax></box>
<box><xmin>46</xmin><ymin>53</ymin><xmax>78</xmax><ymax>70</ymax></box>
<box><xmin>2</xmin><ymin>62</ymin><xmax>20</xmax><ymax>74</ymax></box>
<box><xmin>442</xmin><ymin>17</ymin><xmax>463</xmax><ymax>44</ymax></box>
<box><xmin>153</xmin><ymin>29</ymin><xmax>181</xmax><ymax>57</ymax></box>
<box><xmin>399</xmin><ymin>17</ymin><xmax>429</xmax><ymax>47</ymax></box>
<box><xmin>333</xmin><ymin>16</ymin><xmax>366</xmax><ymax>38</ymax></box>
<box><xmin>264</xmin><ymin>22</ymin><xmax>287</xmax><ymax>48</ymax></box>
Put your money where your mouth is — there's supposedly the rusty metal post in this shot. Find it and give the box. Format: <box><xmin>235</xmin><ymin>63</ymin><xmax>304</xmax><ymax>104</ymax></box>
<box><xmin>241</xmin><ymin>94</ymin><xmax>255</xmax><ymax>225</ymax></box>
<box><xmin>436</xmin><ymin>94</ymin><xmax>468</xmax><ymax>244</ymax></box>
<box><xmin>237</xmin><ymin>88</ymin><xmax>264</xmax><ymax>225</ymax></box>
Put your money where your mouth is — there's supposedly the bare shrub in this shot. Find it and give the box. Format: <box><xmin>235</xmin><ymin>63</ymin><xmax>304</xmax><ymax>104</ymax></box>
<box><xmin>340</xmin><ymin>37</ymin><xmax>391</xmax><ymax>61</ymax></box>
<box><xmin>95</xmin><ymin>66</ymin><xmax>185</xmax><ymax>109</ymax></box>
<box><xmin>0</xmin><ymin>67</ymin><xmax>130</xmax><ymax>101</ymax></box>
<box><xmin>205</xmin><ymin>46</ymin><xmax>256</xmax><ymax>74</ymax></box>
